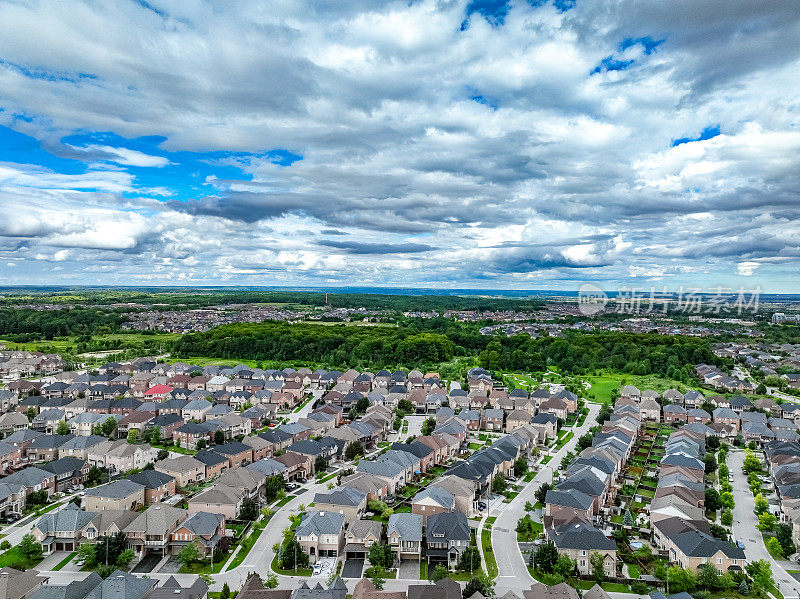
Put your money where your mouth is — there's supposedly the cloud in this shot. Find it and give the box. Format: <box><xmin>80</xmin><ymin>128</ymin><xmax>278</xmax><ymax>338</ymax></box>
<box><xmin>318</xmin><ymin>240</ymin><xmax>438</xmax><ymax>254</ymax></box>
<box><xmin>67</xmin><ymin>144</ymin><xmax>171</xmax><ymax>167</ymax></box>
<box><xmin>0</xmin><ymin>0</ymin><xmax>797</xmax><ymax>289</ymax></box>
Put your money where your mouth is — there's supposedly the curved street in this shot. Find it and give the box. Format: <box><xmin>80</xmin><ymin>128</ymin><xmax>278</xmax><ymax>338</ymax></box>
<box><xmin>491</xmin><ymin>402</ymin><xmax>600</xmax><ymax>596</ymax></box>
<box><xmin>729</xmin><ymin>450</ymin><xmax>800</xmax><ymax>599</ymax></box>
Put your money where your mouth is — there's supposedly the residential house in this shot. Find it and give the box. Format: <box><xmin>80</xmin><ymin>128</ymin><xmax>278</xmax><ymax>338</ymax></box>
<box><xmin>425</xmin><ymin>510</ymin><xmax>470</xmax><ymax>569</ymax></box>
<box><xmin>156</xmin><ymin>455</ymin><xmax>206</xmax><ymax>487</ymax></box>
<box><xmin>170</xmin><ymin>511</ymin><xmax>225</xmax><ymax>557</ymax></box>
<box><xmin>124</xmin><ymin>504</ymin><xmax>188</xmax><ymax>558</ymax></box>
<box><xmin>295</xmin><ymin>511</ymin><xmax>345</xmax><ymax>563</ymax></box>
<box><xmin>387</xmin><ymin>512</ymin><xmax>423</xmax><ymax>562</ymax></box>
<box><xmin>127</xmin><ymin>470</ymin><xmax>176</xmax><ymax>504</ymax></box>
<box><xmin>84</xmin><ymin>479</ymin><xmax>145</xmax><ymax>511</ymax></box>
<box><xmin>343</xmin><ymin>519</ymin><xmax>382</xmax><ymax>561</ymax></box>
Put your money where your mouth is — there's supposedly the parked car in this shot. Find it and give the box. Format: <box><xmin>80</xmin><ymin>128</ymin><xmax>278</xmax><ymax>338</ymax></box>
<box><xmin>737</xmin><ymin>541</ymin><xmax>745</xmax><ymax>549</ymax></box>
<box><xmin>313</xmin><ymin>563</ymin><xmax>322</xmax><ymax>575</ymax></box>
<box><xmin>298</xmin><ymin>477</ymin><xmax>307</xmax><ymax>484</ymax></box>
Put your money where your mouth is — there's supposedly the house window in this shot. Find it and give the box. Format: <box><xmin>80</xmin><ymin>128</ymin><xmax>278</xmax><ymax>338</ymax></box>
<box><xmin>717</xmin><ymin>558</ymin><xmax>722</xmax><ymax>564</ymax></box>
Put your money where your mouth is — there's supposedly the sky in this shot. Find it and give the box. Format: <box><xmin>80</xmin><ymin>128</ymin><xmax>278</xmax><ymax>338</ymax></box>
<box><xmin>1</xmin><ymin>1</ymin><xmax>799</xmax><ymax>292</ymax></box>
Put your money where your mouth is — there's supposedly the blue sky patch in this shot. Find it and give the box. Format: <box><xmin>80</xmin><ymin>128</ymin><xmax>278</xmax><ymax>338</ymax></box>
<box><xmin>590</xmin><ymin>57</ymin><xmax>634</xmax><ymax>75</ymax></box>
<box><xmin>671</xmin><ymin>125</ymin><xmax>721</xmax><ymax>147</ymax></box>
<box><xmin>619</xmin><ymin>36</ymin><xmax>665</xmax><ymax>55</ymax></box>
<box><xmin>0</xmin><ymin>125</ymin><xmax>301</xmax><ymax>202</ymax></box>
<box><xmin>461</xmin><ymin>0</ymin><xmax>510</xmax><ymax>30</ymax></box>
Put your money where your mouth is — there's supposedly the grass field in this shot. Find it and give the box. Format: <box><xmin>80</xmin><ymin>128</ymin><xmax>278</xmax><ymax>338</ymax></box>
<box><xmin>0</xmin><ymin>545</ymin><xmax>44</xmax><ymax>569</ymax></box>
<box><xmin>584</xmin><ymin>370</ymin><xmax>703</xmax><ymax>403</ymax></box>
<box><xmin>481</xmin><ymin>526</ymin><xmax>498</xmax><ymax>579</ymax></box>
<box><xmin>0</xmin><ymin>332</ymin><xmax>179</xmax><ymax>354</ymax></box>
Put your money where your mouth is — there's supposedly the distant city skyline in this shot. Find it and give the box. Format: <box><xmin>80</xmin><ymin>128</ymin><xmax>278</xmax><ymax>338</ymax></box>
<box><xmin>1</xmin><ymin>1</ymin><xmax>799</xmax><ymax>291</ymax></box>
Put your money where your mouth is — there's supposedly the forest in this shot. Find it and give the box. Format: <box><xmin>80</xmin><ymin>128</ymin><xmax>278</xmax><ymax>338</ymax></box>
<box><xmin>173</xmin><ymin>320</ymin><xmax>719</xmax><ymax>379</ymax></box>
<box><xmin>0</xmin><ymin>307</ymin><xmax>127</xmax><ymax>341</ymax></box>
<box><xmin>0</xmin><ymin>288</ymin><xmax>545</xmax><ymax>313</ymax></box>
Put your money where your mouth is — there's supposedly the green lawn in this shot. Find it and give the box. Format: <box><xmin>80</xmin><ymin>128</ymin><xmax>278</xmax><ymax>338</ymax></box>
<box><xmin>179</xmin><ymin>550</ymin><xmax>232</xmax><ymax>574</ymax></box>
<box><xmin>226</xmin><ymin>521</ymin><xmax>266</xmax><ymax>571</ymax></box>
<box><xmin>481</xmin><ymin>527</ymin><xmax>498</xmax><ymax>579</ymax></box>
<box><xmin>52</xmin><ymin>552</ymin><xmax>76</xmax><ymax>571</ymax></box>
<box><xmin>584</xmin><ymin>370</ymin><xmax>703</xmax><ymax>403</ymax></box>
<box><xmin>0</xmin><ymin>546</ymin><xmax>44</xmax><ymax>569</ymax></box>
<box><xmin>420</xmin><ymin>560</ymin><xmax>428</xmax><ymax>579</ymax></box>
<box><xmin>271</xmin><ymin>554</ymin><xmax>312</xmax><ymax>576</ymax></box>
<box><xmin>628</xmin><ymin>563</ymin><xmax>640</xmax><ymax>579</ymax></box>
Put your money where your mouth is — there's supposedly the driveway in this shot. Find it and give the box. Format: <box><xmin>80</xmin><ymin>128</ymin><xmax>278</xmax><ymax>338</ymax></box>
<box><xmin>132</xmin><ymin>553</ymin><xmax>163</xmax><ymax>574</ymax></box>
<box><xmin>490</xmin><ymin>402</ymin><xmax>601</xmax><ymax>597</ymax></box>
<box><xmin>341</xmin><ymin>558</ymin><xmax>364</xmax><ymax>579</ymax></box>
<box><xmin>397</xmin><ymin>560</ymin><xmax>420</xmax><ymax>580</ymax></box>
<box><xmin>729</xmin><ymin>450</ymin><xmax>800</xmax><ymax>598</ymax></box>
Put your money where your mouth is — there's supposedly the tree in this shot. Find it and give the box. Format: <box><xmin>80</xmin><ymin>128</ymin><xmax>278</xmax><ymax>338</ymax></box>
<box><xmin>264</xmin><ymin>574</ymin><xmax>278</xmax><ymax>589</ymax></box>
<box><xmin>0</xmin><ymin>540</ymin><xmax>9</xmax><ymax>550</ymax></box>
<box><xmin>26</xmin><ymin>407</ymin><xmax>36</xmax><ymax>422</ymax></box>
<box><xmin>264</xmin><ymin>475</ymin><xmax>287</xmax><ymax>503</ymax></box>
<box><xmin>743</xmin><ymin>452</ymin><xmax>762</xmax><ymax>474</ymax></box>
<box><xmin>721</xmin><ymin>509</ymin><xmax>733</xmax><ymax>526</ymax></box>
<box><xmin>462</xmin><ymin>574</ymin><xmax>494</xmax><ymax>599</ymax></box>
<box><xmin>370</xmin><ymin>565</ymin><xmax>386</xmax><ymax>590</ymax></box>
<box><xmin>623</xmin><ymin>508</ymin><xmax>634</xmax><ymax>527</ymax></box>
<box><xmin>147</xmin><ymin>426</ymin><xmax>162</xmax><ymax>445</ymax></box>
<box><xmin>178</xmin><ymin>542</ymin><xmax>202</xmax><ymax>566</ymax></box>
<box><xmin>86</xmin><ymin>464</ymin><xmax>104</xmax><ymax>487</ymax></box>
<box><xmin>421</xmin><ymin>417</ymin><xmax>436</xmax><ymax>436</ymax></box>
<box><xmin>514</xmin><ymin>456</ymin><xmax>528</xmax><ymax>477</ymax></box>
<box><xmin>698</xmin><ymin>564</ymin><xmax>721</xmax><ymax>590</ymax></box>
<box><xmin>214</xmin><ymin>430</ymin><xmax>225</xmax><ymax>445</ymax></box>
<box><xmin>76</xmin><ymin>542</ymin><xmax>96</xmax><ymax>567</ymax></box>
<box><xmin>534</xmin><ymin>541</ymin><xmax>559</xmax><ymax>573</ymax></box>
<box><xmin>196</xmin><ymin>439</ymin><xmax>206</xmax><ymax>449</ymax></box>
<box><xmin>705</xmin><ymin>488</ymin><xmax>721</xmax><ymax>512</ymax></box>
<box><xmin>754</xmin><ymin>493</ymin><xmax>769</xmax><ymax>515</ymax></box>
<box><xmin>345</xmin><ymin>441</ymin><xmax>364</xmax><ymax>461</ymax></box>
<box><xmin>776</xmin><ymin>524</ymin><xmax>796</xmax><ymax>557</ymax></box>
<box><xmin>94</xmin><ymin>532</ymin><xmax>128</xmax><ymax>567</ymax></box>
<box><xmin>432</xmin><ymin>564</ymin><xmax>450</xmax><ymax>581</ymax></box>
<box><xmin>535</xmin><ymin>483</ymin><xmax>551</xmax><ymax>505</ymax></box>
<box><xmin>667</xmin><ymin>566</ymin><xmax>698</xmax><ymax>593</ymax></box>
<box><xmin>577</xmin><ymin>432</ymin><xmax>593</xmax><ymax>450</ymax></box>
<box><xmin>157</xmin><ymin>449</ymin><xmax>169</xmax><ymax>461</ymax></box>
<box><xmin>19</xmin><ymin>534</ymin><xmax>42</xmax><ymax>561</ymax></box>
<box><xmin>524</xmin><ymin>501</ymin><xmax>535</xmax><ymax>512</ymax></box>
<box><xmin>745</xmin><ymin>559</ymin><xmax>774</xmax><ymax>591</ymax></box>
<box><xmin>116</xmin><ymin>548</ymin><xmax>135</xmax><ymax>569</ymax></box>
<box><xmin>492</xmin><ymin>473</ymin><xmax>507</xmax><ymax>494</ymax></box>
<box><xmin>240</xmin><ymin>497</ymin><xmax>259</xmax><ymax>521</ymax></box>
<box><xmin>458</xmin><ymin>546</ymin><xmax>481</xmax><ymax>572</ymax></box>
<box><xmin>99</xmin><ymin>416</ymin><xmax>117</xmax><ymax>437</ymax></box>
<box><xmin>397</xmin><ymin>399</ymin><xmax>414</xmax><ymax>415</ymax></box>
<box><xmin>554</xmin><ymin>554</ymin><xmax>576</xmax><ymax>578</ymax></box>
<box><xmin>757</xmin><ymin>512</ymin><xmax>776</xmax><ymax>533</ymax></box>
<box><xmin>720</xmin><ymin>492</ymin><xmax>735</xmax><ymax>510</ymax></box>
<box><xmin>709</xmin><ymin>524</ymin><xmax>728</xmax><ymax>541</ymax></box>
<box><xmin>368</xmin><ymin>542</ymin><xmax>394</xmax><ymax>569</ymax></box>
<box><xmin>356</xmin><ymin>396</ymin><xmax>370</xmax><ymax>414</ymax></box>
<box><xmin>277</xmin><ymin>538</ymin><xmax>309</xmax><ymax>570</ymax></box>
<box><xmin>590</xmin><ymin>552</ymin><xmax>606</xmax><ymax>583</ymax></box>
<box><xmin>127</xmin><ymin>429</ymin><xmax>140</xmax><ymax>444</ymax></box>
<box><xmin>739</xmin><ymin>580</ymin><xmax>750</xmax><ymax>595</ymax></box>
<box><xmin>220</xmin><ymin>583</ymin><xmax>231</xmax><ymax>599</ymax></box>
<box><xmin>704</xmin><ymin>453</ymin><xmax>717</xmax><ymax>474</ymax></box>
<box><xmin>56</xmin><ymin>420</ymin><xmax>70</xmax><ymax>435</ymax></box>
<box><xmin>707</xmin><ymin>436</ymin><xmax>720</xmax><ymax>451</ymax></box>
<box><xmin>766</xmin><ymin>536</ymin><xmax>784</xmax><ymax>559</ymax></box>
<box><xmin>315</xmin><ymin>455</ymin><xmax>328</xmax><ymax>474</ymax></box>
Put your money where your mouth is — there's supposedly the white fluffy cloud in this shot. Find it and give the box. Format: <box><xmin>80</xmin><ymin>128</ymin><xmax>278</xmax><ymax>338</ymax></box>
<box><xmin>0</xmin><ymin>0</ymin><xmax>798</xmax><ymax>290</ymax></box>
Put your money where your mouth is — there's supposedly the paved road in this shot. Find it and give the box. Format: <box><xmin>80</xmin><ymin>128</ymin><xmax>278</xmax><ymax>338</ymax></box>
<box><xmin>729</xmin><ymin>450</ymin><xmax>800</xmax><ymax>599</ymax></box>
<box><xmin>491</xmin><ymin>403</ymin><xmax>601</xmax><ymax>596</ymax></box>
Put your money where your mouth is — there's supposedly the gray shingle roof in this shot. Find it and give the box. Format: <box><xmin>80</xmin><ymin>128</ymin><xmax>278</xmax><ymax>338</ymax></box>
<box><xmin>388</xmin><ymin>512</ymin><xmax>423</xmax><ymax>541</ymax></box>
